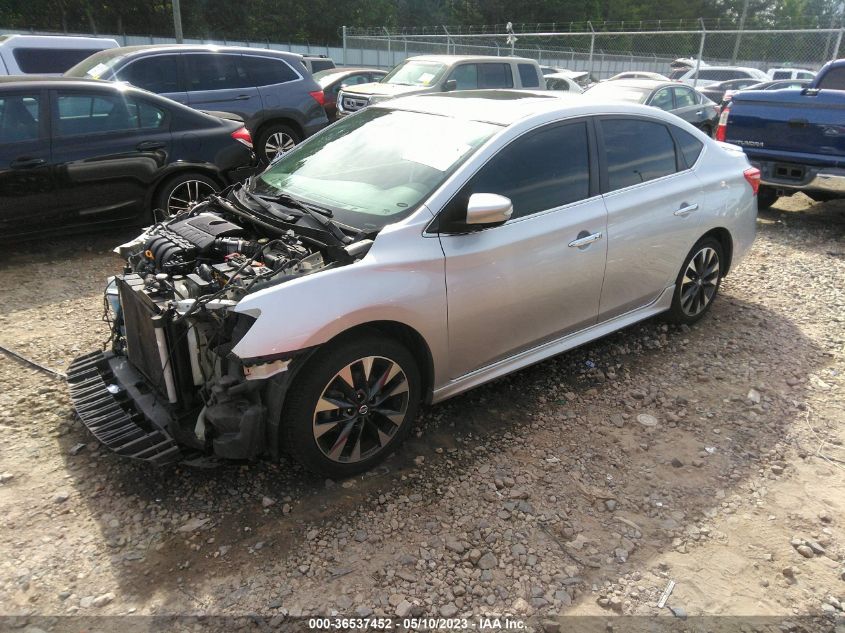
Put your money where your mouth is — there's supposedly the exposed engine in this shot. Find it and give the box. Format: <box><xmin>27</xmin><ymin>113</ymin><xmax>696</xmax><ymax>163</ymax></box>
<box><xmin>119</xmin><ymin>210</ymin><xmax>328</xmax><ymax>303</ymax></box>
<box><xmin>75</xmin><ymin>194</ymin><xmax>372</xmax><ymax>464</ymax></box>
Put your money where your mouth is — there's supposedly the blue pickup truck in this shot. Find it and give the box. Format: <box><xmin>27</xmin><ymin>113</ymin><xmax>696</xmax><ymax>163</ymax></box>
<box><xmin>717</xmin><ymin>58</ymin><xmax>845</xmax><ymax>209</ymax></box>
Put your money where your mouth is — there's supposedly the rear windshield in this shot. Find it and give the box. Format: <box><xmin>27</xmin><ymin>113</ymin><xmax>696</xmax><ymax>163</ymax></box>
<box><xmin>64</xmin><ymin>49</ymin><xmax>126</xmax><ymax>78</ymax></box>
<box><xmin>309</xmin><ymin>59</ymin><xmax>335</xmax><ymax>73</ymax></box>
<box><xmin>14</xmin><ymin>47</ymin><xmax>107</xmax><ymax>74</ymax></box>
<box><xmin>584</xmin><ymin>82</ymin><xmax>651</xmax><ymax>103</ymax></box>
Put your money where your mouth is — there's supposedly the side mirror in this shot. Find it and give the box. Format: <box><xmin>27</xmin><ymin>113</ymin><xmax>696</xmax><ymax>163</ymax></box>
<box><xmin>466</xmin><ymin>193</ymin><xmax>513</xmax><ymax>225</ymax></box>
<box><xmin>444</xmin><ymin>79</ymin><xmax>458</xmax><ymax>92</ymax></box>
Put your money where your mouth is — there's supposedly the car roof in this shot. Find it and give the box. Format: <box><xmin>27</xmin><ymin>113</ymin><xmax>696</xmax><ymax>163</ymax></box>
<box><xmin>405</xmin><ymin>54</ymin><xmax>537</xmax><ymax>65</ymax></box>
<box><xmin>0</xmin><ymin>76</ymin><xmax>121</xmax><ymax>86</ymax></box>
<box><xmin>591</xmin><ymin>79</ymin><xmax>678</xmax><ymax>90</ymax></box>
<box><xmin>376</xmin><ymin>89</ymin><xmax>685</xmax><ymax>127</ymax></box>
<box><xmin>317</xmin><ymin>67</ymin><xmax>384</xmax><ymax>75</ymax></box>
<box><xmin>84</xmin><ymin>44</ymin><xmax>304</xmax><ymax>60</ymax></box>
<box><xmin>0</xmin><ymin>34</ymin><xmax>119</xmax><ymax>47</ymax></box>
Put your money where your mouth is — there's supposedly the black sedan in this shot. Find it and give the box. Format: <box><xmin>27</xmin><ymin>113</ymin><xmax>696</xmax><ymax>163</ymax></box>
<box><xmin>584</xmin><ymin>79</ymin><xmax>720</xmax><ymax>136</ymax></box>
<box><xmin>0</xmin><ymin>77</ymin><xmax>255</xmax><ymax>238</ymax></box>
<box><xmin>314</xmin><ymin>67</ymin><xmax>388</xmax><ymax>121</ymax></box>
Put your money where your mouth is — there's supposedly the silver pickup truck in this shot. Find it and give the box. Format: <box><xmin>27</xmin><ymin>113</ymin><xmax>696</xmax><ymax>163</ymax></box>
<box><xmin>337</xmin><ymin>55</ymin><xmax>545</xmax><ymax>116</ymax></box>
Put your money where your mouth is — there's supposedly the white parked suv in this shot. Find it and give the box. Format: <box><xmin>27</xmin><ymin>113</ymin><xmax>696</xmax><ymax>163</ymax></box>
<box><xmin>337</xmin><ymin>55</ymin><xmax>545</xmax><ymax>116</ymax></box>
<box><xmin>767</xmin><ymin>67</ymin><xmax>816</xmax><ymax>80</ymax></box>
<box><xmin>0</xmin><ymin>34</ymin><xmax>118</xmax><ymax>75</ymax></box>
<box><xmin>677</xmin><ymin>65</ymin><xmax>768</xmax><ymax>87</ymax></box>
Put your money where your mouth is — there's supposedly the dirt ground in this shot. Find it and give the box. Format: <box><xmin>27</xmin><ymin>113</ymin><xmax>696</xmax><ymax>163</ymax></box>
<box><xmin>0</xmin><ymin>193</ymin><xmax>843</xmax><ymax>632</ymax></box>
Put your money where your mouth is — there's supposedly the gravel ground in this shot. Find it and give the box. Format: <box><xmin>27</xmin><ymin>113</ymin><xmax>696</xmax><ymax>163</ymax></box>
<box><xmin>0</xmin><ymin>194</ymin><xmax>843</xmax><ymax>632</ymax></box>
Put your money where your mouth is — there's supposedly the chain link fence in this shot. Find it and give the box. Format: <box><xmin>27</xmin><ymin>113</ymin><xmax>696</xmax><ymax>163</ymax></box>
<box><xmin>343</xmin><ymin>24</ymin><xmax>844</xmax><ymax>80</ymax></box>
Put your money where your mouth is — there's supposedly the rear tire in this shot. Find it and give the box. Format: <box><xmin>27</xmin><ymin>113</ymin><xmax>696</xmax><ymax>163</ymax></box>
<box><xmin>257</xmin><ymin>123</ymin><xmax>301</xmax><ymax>164</ymax></box>
<box><xmin>666</xmin><ymin>237</ymin><xmax>724</xmax><ymax>325</ymax></box>
<box><xmin>757</xmin><ymin>186</ymin><xmax>779</xmax><ymax>210</ymax></box>
<box><xmin>281</xmin><ymin>332</ymin><xmax>421</xmax><ymax>478</ymax></box>
<box><xmin>151</xmin><ymin>172</ymin><xmax>219</xmax><ymax>223</ymax></box>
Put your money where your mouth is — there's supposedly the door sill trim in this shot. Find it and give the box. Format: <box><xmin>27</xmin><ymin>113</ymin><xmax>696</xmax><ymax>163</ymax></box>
<box><xmin>432</xmin><ymin>285</ymin><xmax>675</xmax><ymax>403</ymax></box>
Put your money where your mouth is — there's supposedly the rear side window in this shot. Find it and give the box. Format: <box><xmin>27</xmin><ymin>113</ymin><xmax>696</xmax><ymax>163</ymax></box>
<box><xmin>55</xmin><ymin>91</ymin><xmax>165</xmax><ymax>136</ymax></box>
<box><xmin>465</xmin><ymin>122</ymin><xmax>590</xmax><ymax>219</ymax></box>
<box><xmin>241</xmin><ymin>56</ymin><xmax>298</xmax><ymax>86</ymax></box>
<box><xmin>518</xmin><ymin>63</ymin><xmax>540</xmax><ymax>88</ymax></box>
<box><xmin>673</xmin><ymin>127</ymin><xmax>704</xmax><ymax>168</ymax></box>
<box><xmin>184</xmin><ymin>54</ymin><xmax>251</xmax><ymax>91</ymax></box>
<box><xmin>117</xmin><ymin>55</ymin><xmax>181</xmax><ymax>93</ymax></box>
<box><xmin>673</xmin><ymin>87</ymin><xmax>698</xmax><ymax>107</ymax></box>
<box><xmin>0</xmin><ymin>94</ymin><xmax>40</xmax><ymax>142</ymax></box>
<box><xmin>601</xmin><ymin>119</ymin><xmax>677</xmax><ymax>191</ymax></box>
<box><xmin>772</xmin><ymin>71</ymin><xmax>789</xmax><ymax>80</ymax></box>
<box><xmin>818</xmin><ymin>67</ymin><xmax>845</xmax><ymax>90</ymax></box>
<box><xmin>12</xmin><ymin>47</ymin><xmax>104</xmax><ymax>74</ymax></box>
<box><xmin>479</xmin><ymin>63</ymin><xmax>514</xmax><ymax>89</ymax></box>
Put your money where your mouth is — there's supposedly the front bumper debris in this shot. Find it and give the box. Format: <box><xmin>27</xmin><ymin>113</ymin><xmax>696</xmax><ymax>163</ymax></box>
<box><xmin>67</xmin><ymin>351</ymin><xmax>184</xmax><ymax>465</ymax></box>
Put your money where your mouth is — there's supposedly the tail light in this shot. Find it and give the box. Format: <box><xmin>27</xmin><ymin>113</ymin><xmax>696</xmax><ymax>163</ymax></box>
<box><xmin>309</xmin><ymin>90</ymin><xmax>326</xmax><ymax>106</ymax></box>
<box><xmin>744</xmin><ymin>167</ymin><xmax>761</xmax><ymax>195</ymax></box>
<box><xmin>715</xmin><ymin>105</ymin><xmax>730</xmax><ymax>142</ymax></box>
<box><xmin>231</xmin><ymin>126</ymin><xmax>253</xmax><ymax>149</ymax></box>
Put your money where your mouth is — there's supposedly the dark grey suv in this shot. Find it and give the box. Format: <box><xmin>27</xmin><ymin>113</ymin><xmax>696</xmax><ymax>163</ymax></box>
<box><xmin>65</xmin><ymin>45</ymin><xmax>329</xmax><ymax>162</ymax></box>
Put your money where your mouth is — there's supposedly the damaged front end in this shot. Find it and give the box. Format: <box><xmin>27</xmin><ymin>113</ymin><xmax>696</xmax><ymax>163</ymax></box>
<box><xmin>68</xmin><ymin>188</ymin><xmax>370</xmax><ymax>465</ymax></box>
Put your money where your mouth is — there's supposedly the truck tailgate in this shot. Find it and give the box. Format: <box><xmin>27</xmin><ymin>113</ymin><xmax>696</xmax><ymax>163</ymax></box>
<box><xmin>727</xmin><ymin>90</ymin><xmax>845</xmax><ymax>165</ymax></box>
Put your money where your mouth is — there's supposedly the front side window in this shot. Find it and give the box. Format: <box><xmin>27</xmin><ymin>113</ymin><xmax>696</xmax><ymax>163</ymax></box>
<box><xmin>650</xmin><ymin>88</ymin><xmax>674</xmax><ymax>110</ymax></box>
<box><xmin>55</xmin><ymin>91</ymin><xmax>165</xmax><ymax>136</ymax></box>
<box><xmin>518</xmin><ymin>63</ymin><xmax>540</xmax><ymax>88</ymax></box>
<box><xmin>253</xmin><ymin>108</ymin><xmax>499</xmax><ymax>231</ymax></box>
<box><xmin>185</xmin><ymin>54</ymin><xmax>251</xmax><ymax>91</ymax></box>
<box><xmin>772</xmin><ymin>71</ymin><xmax>789</xmax><ymax>80</ymax></box>
<box><xmin>382</xmin><ymin>60</ymin><xmax>447</xmax><ymax>87</ymax></box>
<box><xmin>601</xmin><ymin>118</ymin><xmax>678</xmax><ymax>191</ymax></box>
<box><xmin>450</xmin><ymin>64</ymin><xmax>478</xmax><ymax>89</ymax></box>
<box><xmin>673</xmin><ymin>87</ymin><xmax>697</xmax><ymax>107</ymax></box>
<box><xmin>117</xmin><ymin>55</ymin><xmax>181</xmax><ymax>93</ymax></box>
<box><xmin>438</xmin><ymin>122</ymin><xmax>591</xmax><ymax>231</ymax></box>
<box><xmin>0</xmin><ymin>94</ymin><xmax>40</xmax><ymax>142</ymax></box>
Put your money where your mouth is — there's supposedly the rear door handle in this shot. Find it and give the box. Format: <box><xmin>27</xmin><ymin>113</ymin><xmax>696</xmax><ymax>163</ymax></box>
<box><xmin>233</xmin><ymin>94</ymin><xmax>251</xmax><ymax>101</ymax></box>
<box><xmin>568</xmin><ymin>231</ymin><xmax>603</xmax><ymax>248</ymax></box>
<box><xmin>695</xmin><ymin>110</ymin><xmax>703</xmax><ymax>116</ymax></box>
<box><xmin>10</xmin><ymin>157</ymin><xmax>46</xmax><ymax>169</ymax></box>
<box><xmin>674</xmin><ymin>203</ymin><xmax>699</xmax><ymax>217</ymax></box>
<box><xmin>136</xmin><ymin>141</ymin><xmax>165</xmax><ymax>151</ymax></box>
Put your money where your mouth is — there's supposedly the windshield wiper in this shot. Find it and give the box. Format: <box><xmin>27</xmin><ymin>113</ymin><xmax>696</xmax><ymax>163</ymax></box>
<box><xmin>254</xmin><ymin>191</ymin><xmax>352</xmax><ymax>244</ymax></box>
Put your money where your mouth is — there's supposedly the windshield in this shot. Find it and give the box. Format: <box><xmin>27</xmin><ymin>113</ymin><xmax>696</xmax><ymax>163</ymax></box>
<box><xmin>253</xmin><ymin>108</ymin><xmax>499</xmax><ymax>231</ymax></box>
<box><xmin>382</xmin><ymin>60</ymin><xmax>447</xmax><ymax>87</ymax></box>
<box><xmin>585</xmin><ymin>83</ymin><xmax>651</xmax><ymax>103</ymax></box>
<box><xmin>64</xmin><ymin>49</ymin><xmax>124</xmax><ymax>78</ymax></box>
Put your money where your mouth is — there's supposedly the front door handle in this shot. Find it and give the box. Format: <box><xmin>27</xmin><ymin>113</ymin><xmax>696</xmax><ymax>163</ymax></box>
<box><xmin>233</xmin><ymin>94</ymin><xmax>251</xmax><ymax>101</ymax></box>
<box><xmin>136</xmin><ymin>141</ymin><xmax>165</xmax><ymax>151</ymax></box>
<box><xmin>674</xmin><ymin>203</ymin><xmax>699</xmax><ymax>217</ymax></box>
<box><xmin>10</xmin><ymin>157</ymin><xmax>46</xmax><ymax>169</ymax></box>
<box><xmin>568</xmin><ymin>231</ymin><xmax>603</xmax><ymax>248</ymax></box>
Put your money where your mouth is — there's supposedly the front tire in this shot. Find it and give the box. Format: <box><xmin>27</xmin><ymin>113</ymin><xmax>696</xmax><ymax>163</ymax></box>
<box><xmin>282</xmin><ymin>333</ymin><xmax>421</xmax><ymax>478</ymax></box>
<box><xmin>152</xmin><ymin>172</ymin><xmax>219</xmax><ymax>222</ymax></box>
<box><xmin>666</xmin><ymin>237</ymin><xmax>724</xmax><ymax>325</ymax></box>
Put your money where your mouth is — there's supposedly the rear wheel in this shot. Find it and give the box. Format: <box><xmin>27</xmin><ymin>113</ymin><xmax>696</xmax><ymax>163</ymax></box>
<box><xmin>282</xmin><ymin>333</ymin><xmax>421</xmax><ymax>478</ymax></box>
<box><xmin>257</xmin><ymin>123</ymin><xmax>301</xmax><ymax>164</ymax></box>
<box><xmin>757</xmin><ymin>186</ymin><xmax>779</xmax><ymax>210</ymax></box>
<box><xmin>666</xmin><ymin>237</ymin><xmax>724</xmax><ymax>325</ymax></box>
<box><xmin>152</xmin><ymin>172</ymin><xmax>219</xmax><ymax>222</ymax></box>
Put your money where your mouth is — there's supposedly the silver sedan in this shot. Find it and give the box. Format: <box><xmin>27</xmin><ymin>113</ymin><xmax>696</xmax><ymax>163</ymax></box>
<box><xmin>71</xmin><ymin>90</ymin><xmax>758</xmax><ymax>478</ymax></box>
<box><xmin>232</xmin><ymin>91</ymin><xmax>758</xmax><ymax>476</ymax></box>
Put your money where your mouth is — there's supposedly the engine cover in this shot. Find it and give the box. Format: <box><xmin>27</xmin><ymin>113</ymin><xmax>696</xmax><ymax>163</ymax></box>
<box><xmin>144</xmin><ymin>213</ymin><xmax>245</xmax><ymax>274</ymax></box>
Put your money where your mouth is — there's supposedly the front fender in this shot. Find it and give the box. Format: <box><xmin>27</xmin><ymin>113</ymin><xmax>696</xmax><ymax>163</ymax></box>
<box><xmin>231</xmin><ymin>216</ymin><xmax>449</xmax><ymax>385</ymax></box>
